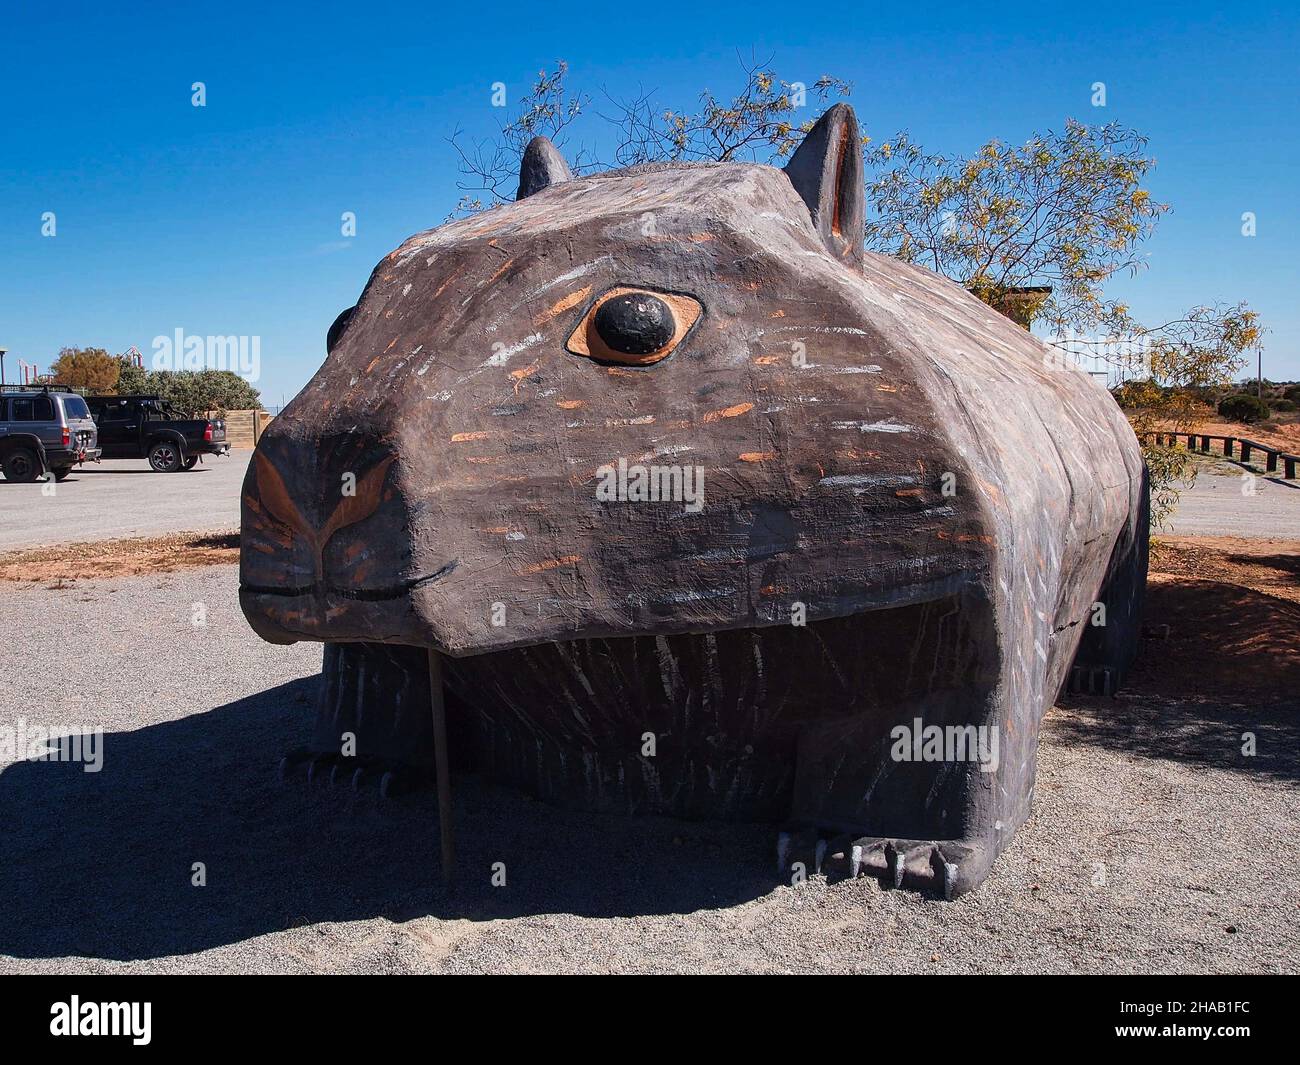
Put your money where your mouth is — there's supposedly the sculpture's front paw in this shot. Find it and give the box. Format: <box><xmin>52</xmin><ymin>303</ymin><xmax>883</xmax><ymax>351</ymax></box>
<box><xmin>277</xmin><ymin>748</ymin><xmax>432</xmax><ymax>799</ymax></box>
<box><xmin>776</xmin><ymin>829</ymin><xmax>994</xmax><ymax>900</ymax></box>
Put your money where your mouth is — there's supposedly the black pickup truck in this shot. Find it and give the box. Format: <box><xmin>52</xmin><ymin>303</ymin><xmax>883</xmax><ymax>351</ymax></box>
<box><xmin>85</xmin><ymin>395</ymin><xmax>230</xmax><ymax>472</ymax></box>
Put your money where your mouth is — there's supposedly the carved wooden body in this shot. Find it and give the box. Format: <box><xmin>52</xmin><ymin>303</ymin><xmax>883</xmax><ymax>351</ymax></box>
<box><xmin>240</xmin><ymin>105</ymin><xmax>1147</xmax><ymax>896</ymax></box>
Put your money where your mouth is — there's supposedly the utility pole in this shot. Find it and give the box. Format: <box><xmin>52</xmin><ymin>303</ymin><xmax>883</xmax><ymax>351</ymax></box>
<box><xmin>0</xmin><ymin>347</ymin><xmax>7</xmax><ymax>389</ymax></box>
<box><xmin>1257</xmin><ymin>349</ymin><xmax>1263</xmax><ymax>399</ymax></box>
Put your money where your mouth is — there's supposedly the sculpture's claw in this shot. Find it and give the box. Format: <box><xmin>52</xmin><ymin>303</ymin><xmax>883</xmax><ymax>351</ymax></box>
<box><xmin>847</xmin><ymin>837</ymin><xmax>886</xmax><ymax>882</ymax></box>
<box><xmin>843</xmin><ymin>837</ymin><xmax>981</xmax><ymax>897</ymax></box>
<box><xmin>776</xmin><ymin>831</ymin><xmax>792</xmax><ymax>877</ymax></box>
<box><xmin>885</xmin><ymin>842</ymin><xmax>906</xmax><ymax>889</ymax></box>
<box><xmin>277</xmin><ymin>747</ymin><xmax>311</xmax><ymax>782</ymax></box>
<box><xmin>307</xmin><ymin>753</ymin><xmax>338</xmax><ymax>783</ymax></box>
<box><xmin>276</xmin><ymin>748</ymin><xmax>432</xmax><ymax>799</ymax></box>
<box><xmin>929</xmin><ymin>847</ymin><xmax>959</xmax><ymax>901</ymax></box>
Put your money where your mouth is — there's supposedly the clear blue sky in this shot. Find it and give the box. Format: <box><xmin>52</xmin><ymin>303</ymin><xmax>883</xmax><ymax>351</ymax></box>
<box><xmin>2</xmin><ymin>0</ymin><xmax>1296</xmax><ymax>405</ymax></box>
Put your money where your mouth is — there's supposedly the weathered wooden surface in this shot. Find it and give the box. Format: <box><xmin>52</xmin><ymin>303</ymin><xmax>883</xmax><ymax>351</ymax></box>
<box><xmin>240</xmin><ymin>103</ymin><xmax>1147</xmax><ymax>896</ymax></box>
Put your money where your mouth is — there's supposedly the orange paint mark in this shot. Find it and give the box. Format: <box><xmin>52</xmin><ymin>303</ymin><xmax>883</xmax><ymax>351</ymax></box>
<box><xmin>739</xmin><ymin>451</ymin><xmax>776</xmax><ymax>462</ymax></box>
<box><xmin>486</xmin><ymin>258</ymin><xmax>516</xmax><ymax>285</ymax></box>
<box><xmin>365</xmin><ymin>357</ymin><xmax>382</xmax><ymax>374</ymax></box>
<box><xmin>450</xmin><ymin>430</ymin><xmax>496</xmax><ymax>443</ymax></box>
<box><xmin>535</xmin><ymin>286</ymin><xmax>592</xmax><ymax>326</ymax></box>
<box><xmin>937</xmin><ymin>531</ymin><xmax>993</xmax><ymax>544</ymax></box>
<box><xmin>769</xmin><ymin>309</ymin><xmax>786</xmax><ymax>319</ymax></box>
<box><xmin>703</xmin><ymin>402</ymin><xmax>754</xmax><ymax>423</ymax></box>
<box><xmin>509</xmin><ymin>363</ymin><xmax>538</xmax><ymax>382</ymax></box>
<box><xmin>831</xmin><ymin>118</ymin><xmax>849</xmax><ymax>239</ymax></box>
<box><xmin>521</xmin><ymin>554</ymin><xmax>581</xmax><ymax>575</ymax></box>
<box><xmin>646</xmin><ymin>232</ymin><xmax>716</xmax><ymax>244</ymax></box>
<box><xmin>433</xmin><ymin>274</ymin><xmax>458</xmax><ymax>298</ymax></box>
<box><xmin>754</xmin><ymin>354</ymin><xmax>784</xmax><ymax>365</ymax></box>
<box><xmin>895</xmin><ymin>488</ymin><xmax>924</xmax><ymax>498</ymax></box>
<box><xmin>556</xmin><ymin>399</ymin><xmax>586</xmax><ymax>410</ymax></box>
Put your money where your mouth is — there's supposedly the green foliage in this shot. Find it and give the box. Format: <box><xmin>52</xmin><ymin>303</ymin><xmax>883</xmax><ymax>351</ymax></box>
<box><xmin>115</xmin><ymin>357</ymin><xmax>150</xmax><ymax>394</ymax></box>
<box><xmin>1271</xmin><ymin>398</ymin><xmax>1296</xmax><ymax>413</ymax></box>
<box><xmin>450</xmin><ymin>57</ymin><xmax>852</xmax><ymax>211</ymax></box>
<box><xmin>1217</xmin><ymin>393</ymin><xmax>1270</xmax><ymax>424</ymax></box>
<box><xmin>51</xmin><ymin>347</ymin><xmax>120</xmax><ymax>394</ymax></box>
<box><xmin>610</xmin><ymin>66</ymin><xmax>853</xmax><ymax>166</ymax></box>
<box><xmin>450</xmin><ymin>61</ymin><xmax>591</xmax><ymax>211</ymax></box>
<box><xmin>110</xmin><ymin>357</ymin><xmax>261</xmax><ymax>415</ymax></box>
<box><xmin>863</xmin><ymin>121</ymin><xmax>1166</xmax><ymax>335</ymax></box>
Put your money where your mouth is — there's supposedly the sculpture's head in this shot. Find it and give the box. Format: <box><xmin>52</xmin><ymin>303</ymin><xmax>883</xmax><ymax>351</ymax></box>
<box><xmin>239</xmin><ymin>103</ymin><xmax>993</xmax><ymax>654</ymax></box>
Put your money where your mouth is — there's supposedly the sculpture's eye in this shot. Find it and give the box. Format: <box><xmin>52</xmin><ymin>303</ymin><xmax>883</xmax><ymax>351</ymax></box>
<box><xmin>567</xmin><ymin>287</ymin><xmax>703</xmax><ymax>366</ymax></box>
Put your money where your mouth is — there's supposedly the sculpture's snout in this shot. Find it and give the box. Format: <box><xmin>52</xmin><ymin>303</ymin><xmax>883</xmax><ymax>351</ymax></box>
<box><xmin>239</xmin><ymin>429</ymin><xmax>441</xmax><ymax>645</ymax></box>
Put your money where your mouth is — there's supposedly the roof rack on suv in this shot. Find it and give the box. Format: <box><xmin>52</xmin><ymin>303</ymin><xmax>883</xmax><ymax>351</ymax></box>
<box><xmin>4</xmin><ymin>383</ymin><xmax>80</xmax><ymax>394</ymax></box>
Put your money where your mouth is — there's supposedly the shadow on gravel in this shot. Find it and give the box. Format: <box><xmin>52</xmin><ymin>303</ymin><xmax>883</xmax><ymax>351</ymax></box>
<box><xmin>1050</xmin><ymin>695</ymin><xmax>1299</xmax><ymax>783</ymax></box>
<box><xmin>0</xmin><ymin>679</ymin><xmax>772</xmax><ymax>962</ymax></box>
<box><xmin>1056</xmin><ymin>577</ymin><xmax>1299</xmax><ymax>782</ymax></box>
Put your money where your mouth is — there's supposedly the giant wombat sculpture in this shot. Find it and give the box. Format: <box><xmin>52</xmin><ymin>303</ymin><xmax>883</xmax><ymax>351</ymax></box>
<box><xmin>240</xmin><ymin>104</ymin><xmax>1147</xmax><ymax>897</ymax></box>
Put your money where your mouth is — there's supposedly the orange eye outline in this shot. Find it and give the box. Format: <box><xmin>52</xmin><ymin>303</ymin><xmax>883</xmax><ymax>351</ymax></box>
<box><xmin>565</xmin><ymin>286</ymin><xmax>703</xmax><ymax>367</ymax></box>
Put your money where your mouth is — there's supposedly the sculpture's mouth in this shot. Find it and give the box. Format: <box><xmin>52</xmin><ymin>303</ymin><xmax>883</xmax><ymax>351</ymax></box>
<box><xmin>239</xmin><ymin>561</ymin><xmax>459</xmax><ymax>602</ymax></box>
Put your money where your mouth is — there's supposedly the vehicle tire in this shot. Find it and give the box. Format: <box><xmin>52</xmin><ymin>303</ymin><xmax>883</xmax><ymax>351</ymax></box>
<box><xmin>1</xmin><ymin>448</ymin><xmax>41</xmax><ymax>483</ymax></box>
<box><xmin>53</xmin><ymin>466</ymin><xmax>74</xmax><ymax>482</ymax></box>
<box><xmin>183</xmin><ymin>456</ymin><xmax>200</xmax><ymax>470</ymax></box>
<box><xmin>148</xmin><ymin>441</ymin><xmax>184</xmax><ymax>473</ymax></box>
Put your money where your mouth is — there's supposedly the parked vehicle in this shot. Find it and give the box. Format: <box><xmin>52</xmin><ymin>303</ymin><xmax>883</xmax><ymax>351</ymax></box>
<box><xmin>0</xmin><ymin>385</ymin><xmax>101</xmax><ymax>482</ymax></box>
<box><xmin>85</xmin><ymin>395</ymin><xmax>229</xmax><ymax>471</ymax></box>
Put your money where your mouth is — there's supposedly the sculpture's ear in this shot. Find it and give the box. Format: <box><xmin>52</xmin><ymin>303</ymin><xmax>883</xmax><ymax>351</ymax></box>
<box><xmin>783</xmin><ymin>102</ymin><xmax>864</xmax><ymax>269</ymax></box>
<box><xmin>327</xmin><ymin>306</ymin><xmax>356</xmax><ymax>354</ymax></box>
<box><xmin>517</xmin><ymin>136</ymin><xmax>572</xmax><ymax>200</ymax></box>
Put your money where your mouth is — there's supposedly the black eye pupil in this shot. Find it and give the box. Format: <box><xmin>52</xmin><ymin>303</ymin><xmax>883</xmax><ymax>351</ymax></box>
<box><xmin>593</xmin><ymin>293</ymin><xmax>675</xmax><ymax>355</ymax></box>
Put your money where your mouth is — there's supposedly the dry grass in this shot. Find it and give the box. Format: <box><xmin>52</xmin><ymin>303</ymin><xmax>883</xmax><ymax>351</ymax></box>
<box><xmin>0</xmin><ymin>531</ymin><xmax>238</xmax><ymax>585</ymax></box>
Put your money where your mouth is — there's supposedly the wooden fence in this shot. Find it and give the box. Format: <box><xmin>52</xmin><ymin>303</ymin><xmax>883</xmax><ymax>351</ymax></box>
<box><xmin>1141</xmin><ymin>431</ymin><xmax>1299</xmax><ymax>479</ymax></box>
<box><xmin>213</xmin><ymin>409</ymin><xmax>274</xmax><ymax>448</ymax></box>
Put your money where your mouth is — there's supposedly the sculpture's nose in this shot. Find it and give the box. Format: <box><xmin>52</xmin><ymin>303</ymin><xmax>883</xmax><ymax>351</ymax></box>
<box><xmin>241</xmin><ymin>433</ymin><xmax>406</xmax><ymax>596</ymax></box>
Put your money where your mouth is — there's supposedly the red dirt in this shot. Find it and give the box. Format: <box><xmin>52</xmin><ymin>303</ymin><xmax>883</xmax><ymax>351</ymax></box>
<box><xmin>1133</xmin><ymin>535</ymin><xmax>1300</xmax><ymax>705</ymax></box>
<box><xmin>0</xmin><ymin>532</ymin><xmax>238</xmax><ymax>586</ymax></box>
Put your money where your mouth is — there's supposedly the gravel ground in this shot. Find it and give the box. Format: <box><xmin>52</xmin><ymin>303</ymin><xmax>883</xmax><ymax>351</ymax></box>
<box><xmin>0</xmin><ymin>453</ymin><xmax>250</xmax><ymax>549</ymax></box>
<box><xmin>1163</xmin><ymin>460</ymin><xmax>1300</xmax><ymax>537</ymax></box>
<box><xmin>0</xmin><ymin>565</ymin><xmax>1295</xmax><ymax>974</ymax></box>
